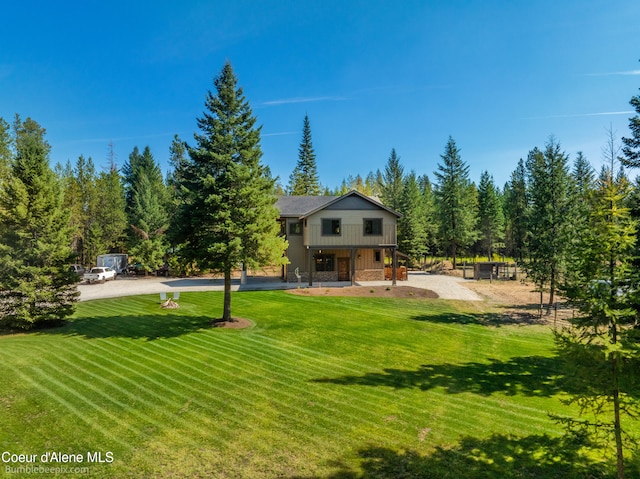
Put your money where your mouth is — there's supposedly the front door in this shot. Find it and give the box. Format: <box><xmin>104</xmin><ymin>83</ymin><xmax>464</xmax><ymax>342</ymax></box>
<box><xmin>338</xmin><ymin>257</ymin><xmax>350</xmax><ymax>281</ymax></box>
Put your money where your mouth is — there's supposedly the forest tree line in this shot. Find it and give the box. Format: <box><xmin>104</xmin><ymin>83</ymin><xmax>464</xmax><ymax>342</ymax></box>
<box><xmin>1</xmin><ymin>61</ymin><xmax>640</xmax><ymax>476</ymax></box>
<box><xmin>1</xmin><ymin>111</ymin><xmax>640</xmax><ymax>285</ymax></box>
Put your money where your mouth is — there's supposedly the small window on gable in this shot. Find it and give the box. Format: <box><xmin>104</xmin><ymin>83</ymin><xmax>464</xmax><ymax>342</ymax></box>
<box><xmin>364</xmin><ymin>218</ymin><xmax>383</xmax><ymax>236</ymax></box>
<box><xmin>322</xmin><ymin>219</ymin><xmax>341</xmax><ymax>236</ymax></box>
<box><xmin>289</xmin><ymin>221</ymin><xmax>302</xmax><ymax>235</ymax></box>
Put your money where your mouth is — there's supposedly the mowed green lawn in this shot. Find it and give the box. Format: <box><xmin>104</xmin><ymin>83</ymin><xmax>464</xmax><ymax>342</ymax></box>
<box><xmin>0</xmin><ymin>290</ymin><xmax>630</xmax><ymax>478</ymax></box>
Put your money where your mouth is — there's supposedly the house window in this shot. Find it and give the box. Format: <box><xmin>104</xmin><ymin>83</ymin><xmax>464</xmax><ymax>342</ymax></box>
<box><xmin>374</xmin><ymin>250</ymin><xmax>382</xmax><ymax>262</ymax></box>
<box><xmin>315</xmin><ymin>254</ymin><xmax>335</xmax><ymax>271</ymax></box>
<box><xmin>364</xmin><ymin>218</ymin><xmax>383</xmax><ymax>235</ymax></box>
<box><xmin>322</xmin><ymin>219</ymin><xmax>341</xmax><ymax>236</ymax></box>
<box><xmin>289</xmin><ymin>221</ymin><xmax>302</xmax><ymax>235</ymax></box>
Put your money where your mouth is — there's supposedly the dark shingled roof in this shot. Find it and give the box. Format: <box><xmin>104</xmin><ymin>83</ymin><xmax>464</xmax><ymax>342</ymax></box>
<box><xmin>275</xmin><ymin>196</ymin><xmax>337</xmax><ymax>217</ymax></box>
<box><xmin>275</xmin><ymin>191</ymin><xmax>402</xmax><ymax>218</ymax></box>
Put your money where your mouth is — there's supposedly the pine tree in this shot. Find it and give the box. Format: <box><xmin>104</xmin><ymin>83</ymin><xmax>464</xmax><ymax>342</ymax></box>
<box><xmin>433</xmin><ymin>136</ymin><xmax>477</xmax><ymax>268</ymax></box>
<box><xmin>94</xmin><ymin>165</ymin><xmax>127</xmax><ymax>255</ymax></box>
<box><xmin>122</xmin><ymin>146</ymin><xmax>168</xmax><ymax>272</ymax></box>
<box><xmin>524</xmin><ymin>138</ymin><xmax>571</xmax><ymax>307</ymax></box>
<box><xmin>557</xmin><ymin>158</ymin><xmax>639</xmax><ymax>479</ymax></box>
<box><xmin>378</xmin><ymin>148</ymin><xmax>405</xmax><ymax>211</ymax></box>
<box><xmin>288</xmin><ymin>114</ymin><xmax>321</xmax><ymax>195</ymax></box>
<box><xmin>0</xmin><ymin>116</ymin><xmax>77</xmax><ymax>330</ymax></box>
<box><xmin>621</xmin><ymin>76</ymin><xmax>640</xmax><ymax>167</ymax></box>
<box><xmin>398</xmin><ymin>171</ymin><xmax>428</xmax><ymax>262</ymax></box>
<box><xmin>171</xmin><ymin>62</ymin><xmax>287</xmax><ymax>321</ymax></box>
<box><xmin>503</xmin><ymin>159</ymin><xmax>528</xmax><ymax>262</ymax></box>
<box><xmin>418</xmin><ymin>174</ymin><xmax>438</xmax><ymax>256</ymax></box>
<box><xmin>477</xmin><ymin>170</ymin><xmax>505</xmax><ymax>259</ymax></box>
<box><xmin>0</xmin><ymin>117</ymin><xmax>11</xmax><ymax>177</ymax></box>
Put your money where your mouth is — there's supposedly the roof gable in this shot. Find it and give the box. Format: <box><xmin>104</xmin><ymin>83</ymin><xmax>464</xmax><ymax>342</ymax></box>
<box><xmin>275</xmin><ymin>190</ymin><xmax>401</xmax><ymax>219</ymax></box>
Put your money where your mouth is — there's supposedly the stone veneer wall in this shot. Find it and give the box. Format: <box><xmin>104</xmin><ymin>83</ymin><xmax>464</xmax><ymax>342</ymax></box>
<box><xmin>287</xmin><ymin>269</ymin><xmax>384</xmax><ymax>282</ymax></box>
<box><xmin>286</xmin><ymin>271</ymin><xmax>338</xmax><ymax>282</ymax></box>
<box><xmin>354</xmin><ymin>269</ymin><xmax>385</xmax><ymax>281</ymax></box>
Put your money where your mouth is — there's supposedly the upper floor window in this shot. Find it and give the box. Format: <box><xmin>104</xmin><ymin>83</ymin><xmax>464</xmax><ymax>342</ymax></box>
<box><xmin>322</xmin><ymin>218</ymin><xmax>341</xmax><ymax>236</ymax></box>
<box><xmin>363</xmin><ymin>218</ymin><xmax>383</xmax><ymax>236</ymax></box>
<box><xmin>289</xmin><ymin>221</ymin><xmax>302</xmax><ymax>235</ymax></box>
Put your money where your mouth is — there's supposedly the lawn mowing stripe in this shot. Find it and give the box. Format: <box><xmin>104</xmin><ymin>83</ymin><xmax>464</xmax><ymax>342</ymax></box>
<box><xmin>187</xmin><ymin>332</ymin><xmax>558</xmax><ymax>437</ymax></box>
<box><xmin>38</xmin><ymin>348</ymin><xmax>221</xmax><ymax>445</ymax></box>
<box><xmin>141</xmin><ymin>336</ymin><xmax>412</xmax><ymax>445</ymax></box>
<box><xmin>239</xmin><ymin>293</ymin><xmax>551</xmax><ymax>349</ymax></box>
<box><xmin>180</xmin><ymin>332</ymin><xmax>530</xmax><ymax>444</ymax></box>
<box><xmin>170</xmin><ymin>333</ymin><xmax>447</xmax><ymax>441</ymax></box>
<box><xmin>59</xmin><ymin>339</ymin><xmax>252</xmax><ymax>446</ymax></box>
<box><xmin>221</xmin><ymin>332</ymin><xmax>560</xmax><ymax>423</ymax></box>
<box><xmin>24</xmin><ymin>364</ymin><xmax>146</xmax><ymax>441</ymax></box>
<box><xmin>83</xmin><ymin>337</ymin><xmax>355</xmax><ymax>454</ymax></box>
<box><xmin>3</xmin><ymin>363</ymin><xmax>131</xmax><ymax>449</ymax></box>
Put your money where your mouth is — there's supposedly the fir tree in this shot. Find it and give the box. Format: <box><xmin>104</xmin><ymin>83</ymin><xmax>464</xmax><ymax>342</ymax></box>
<box><xmin>524</xmin><ymin>138</ymin><xmax>571</xmax><ymax>307</ymax></box>
<box><xmin>557</xmin><ymin>159</ymin><xmax>640</xmax><ymax>479</ymax></box>
<box><xmin>477</xmin><ymin>171</ymin><xmax>505</xmax><ymax>259</ymax></box>
<box><xmin>398</xmin><ymin>171</ymin><xmax>428</xmax><ymax>262</ymax></box>
<box><xmin>288</xmin><ymin>114</ymin><xmax>321</xmax><ymax>195</ymax></box>
<box><xmin>378</xmin><ymin>148</ymin><xmax>405</xmax><ymax>211</ymax></box>
<box><xmin>171</xmin><ymin>62</ymin><xmax>287</xmax><ymax>321</ymax></box>
<box><xmin>503</xmin><ymin>159</ymin><xmax>528</xmax><ymax>262</ymax></box>
<box><xmin>433</xmin><ymin>136</ymin><xmax>477</xmax><ymax>268</ymax></box>
<box><xmin>123</xmin><ymin>146</ymin><xmax>168</xmax><ymax>272</ymax></box>
<box><xmin>0</xmin><ymin>116</ymin><xmax>78</xmax><ymax>330</ymax></box>
<box><xmin>621</xmin><ymin>73</ymin><xmax>640</xmax><ymax>167</ymax></box>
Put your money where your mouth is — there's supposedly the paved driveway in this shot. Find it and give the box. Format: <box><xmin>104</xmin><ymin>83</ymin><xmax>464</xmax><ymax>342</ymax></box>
<box><xmin>77</xmin><ymin>272</ymin><xmax>482</xmax><ymax>302</ymax></box>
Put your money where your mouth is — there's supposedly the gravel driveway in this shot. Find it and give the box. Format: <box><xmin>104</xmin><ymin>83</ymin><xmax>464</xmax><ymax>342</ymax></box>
<box><xmin>77</xmin><ymin>272</ymin><xmax>482</xmax><ymax>302</ymax></box>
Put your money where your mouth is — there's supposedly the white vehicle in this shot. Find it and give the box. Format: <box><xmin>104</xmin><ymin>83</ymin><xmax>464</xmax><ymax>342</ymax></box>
<box><xmin>84</xmin><ymin>267</ymin><xmax>117</xmax><ymax>284</ymax></box>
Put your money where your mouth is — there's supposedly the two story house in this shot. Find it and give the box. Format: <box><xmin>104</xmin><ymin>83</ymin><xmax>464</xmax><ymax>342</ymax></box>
<box><xmin>276</xmin><ymin>190</ymin><xmax>401</xmax><ymax>286</ymax></box>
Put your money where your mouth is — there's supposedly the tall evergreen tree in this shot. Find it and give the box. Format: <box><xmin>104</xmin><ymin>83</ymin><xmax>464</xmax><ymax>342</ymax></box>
<box><xmin>93</xmin><ymin>165</ymin><xmax>127</xmax><ymax>255</ymax></box>
<box><xmin>503</xmin><ymin>158</ymin><xmax>528</xmax><ymax>262</ymax></box>
<box><xmin>288</xmin><ymin>114</ymin><xmax>321</xmax><ymax>195</ymax></box>
<box><xmin>564</xmin><ymin>151</ymin><xmax>596</xmax><ymax>286</ymax></box>
<box><xmin>0</xmin><ymin>117</ymin><xmax>11</xmax><ymax>177</ymax></box>
<box><xmin>621</xmin><ymin>76</ymin><xmax>640</xmax><ymax>167</ymax></box>
<box><xmin>171</xmin><ymin>62</ymin><xmax>287</xmax><ymax>321</ymax></box>
<box><xmin>122</xmin><ymin>145</ymin><xmax>168</xmax><ymax>272</ymax></box>
<box><xmin>524</xmin><ymin>138</ymin><xmax>571</xmax><ymax>307</ymax></box>
<box><xmin>558</xmin><ymin>159</ymin><xmax>640</xmax><ymax>479</ymax></box>
<box><xmin>477</xmin><ymin>170</ymin><xmax>505</xmax><ymax>259</ymax></box>
<box><xmin>418</xmin><ymin>174</ymin><xmax>438</xmax><ymax>256</ymax></box>
<box><xmin>0</xmin><ymin>116</ymin><xmax>77</xmax><ymax>330</ymax></box>
<box><xmin>378</xmin><ymin>148</ymin><xmax>405</xmax><ymax>211</ymax></box>
<box><xmin>398</xmin><ymin>171</ymin><xmax>428</xmax><ymax>262</ymax></box>
<box><xmin>433</xmin><ymin>136</ymin><xmax>477</xmax><ymax>268</ymax></box>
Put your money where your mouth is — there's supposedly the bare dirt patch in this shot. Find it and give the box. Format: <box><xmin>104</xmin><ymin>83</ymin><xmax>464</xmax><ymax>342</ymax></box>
<box><xmin>288</xmin><ymin>285</ymin><xmax>438</xmax><ymax>299</ymax></box>
<box><xmin>211</xmin><ymin>317</ymin><xmax>253</xmax><ymax>329</ymax></box>
<box><xmin>462</xmin><ymin>279</ymin><xmax>575</xmax><ymax>325</ymax></box>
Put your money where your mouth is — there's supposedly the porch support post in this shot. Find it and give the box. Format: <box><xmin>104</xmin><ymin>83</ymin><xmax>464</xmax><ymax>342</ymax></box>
<box><xmin>350</xmin><ymin>248</ymin><xmax>356</xmax><ymax>286</ymax></box>
<box><xmin>308</xmin><ymin>248</ymin><xmax>314</xmax><ymax>287</ymax></box>
<box><xmin>392</xmin><ymin>247</ymin><xmax>397</xmax><ymax>286</ymax></box>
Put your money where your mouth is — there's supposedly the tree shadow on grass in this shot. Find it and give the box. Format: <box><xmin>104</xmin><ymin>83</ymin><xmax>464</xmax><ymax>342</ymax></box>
<box><xmin>412</xmin><ymin>308</ymin><xmax>544</xmax><ymax>327</ymax></box>
<box><xmin>41</xmin><ymin>314</ymin><xmax>214</xmax><ymax>340</ymax></box>
<box><xmin>292</xmin><ymin>432</ymin><xmax>612</xmax><ymax>478</ymax></box>
<box><xmin>313</xmin><ymin>355</ymin><xmax>567</xmax><ymax>397</ymax></box>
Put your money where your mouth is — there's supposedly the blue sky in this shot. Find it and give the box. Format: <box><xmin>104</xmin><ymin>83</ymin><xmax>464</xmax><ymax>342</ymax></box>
<box><xmin>1</xmin><ymin>1</ymin><xmax>639</xmax><ymax>189</ymax></box>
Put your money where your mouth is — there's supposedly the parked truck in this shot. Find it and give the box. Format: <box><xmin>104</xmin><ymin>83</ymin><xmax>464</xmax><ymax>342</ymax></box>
<box><xmin>84</xmin><ymin>267</ymin><xmax>117</xmax><ymax>284</ymax></box>
<box><xmin>96</xmin><ymin>254</ymin><xmax>128</xmax><ymax>275</ymax></box>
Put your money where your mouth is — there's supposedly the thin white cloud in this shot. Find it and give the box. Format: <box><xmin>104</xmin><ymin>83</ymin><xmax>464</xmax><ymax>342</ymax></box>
<box><xmin>525</xmin><ymin>111</ymin><xmax>634</xmax><ymax>120</ymax></box>
<box><xmin>262</xmin><ymin>131</ymin><xmax>298</xmax><ymax>137</ymax></box>
<box><xmin>586</xmin><ymin>70</ymin><xmax>640</xmax><ymax>76</ymax></box>
<box><xmin>261</xmin><ymin>96</ymin><xmax>346</xmax><ymax>106</ymax></box>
